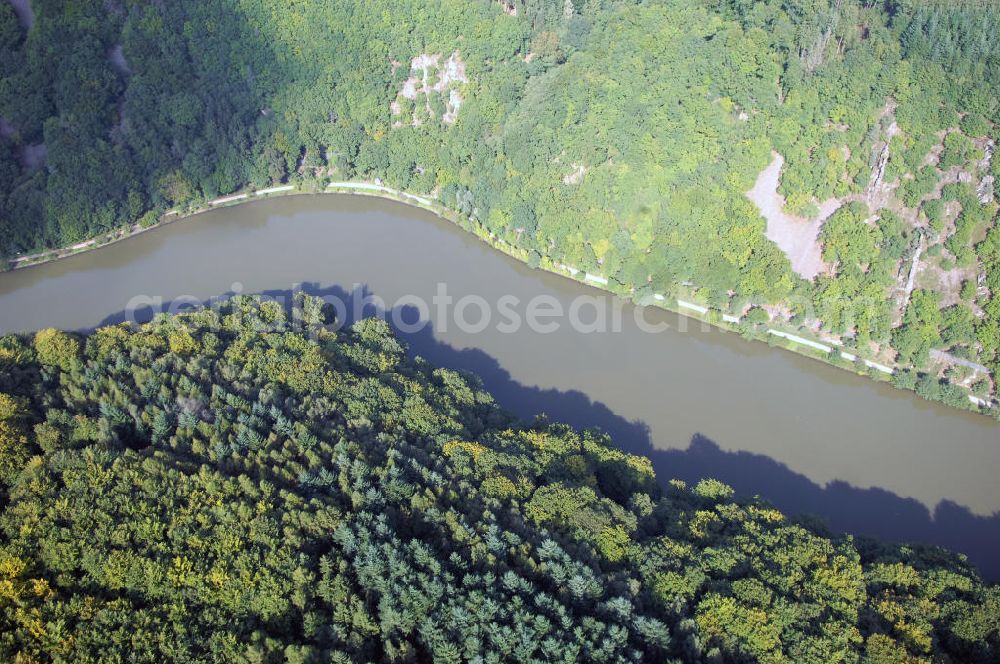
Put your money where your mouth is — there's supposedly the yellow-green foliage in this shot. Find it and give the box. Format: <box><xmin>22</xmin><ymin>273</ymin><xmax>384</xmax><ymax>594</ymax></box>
<box><xmin>480</xmin><ymin>475</ymin><xmax>520</xmax><ymax>499</ymax></box>
<box><xmin>0</xmin><ymin>393</ymin><xmax>30</xmax><ymax>483</ymax></box>
<box><xmin>596</xmin><ymin>525</ymin><xmax>631</xmax><ymax>563</ymax></box>
<box><xmin>226</xmin><ymin>332</ymin><xmax>335</xmax><ymax>394</ymax></box>
<box><xmin>654</xmin><ymin>568</ymin><xmax>706</xmax><ymax>604</ymax></box>
<box><xmin>87</xmin><ymin>324</ymin><xmax>133</xmax><ymax>361</ymax></box>
<box><xmin>443</xmin><ymin>440</ymin><xmax>488</xmax><ymax>462</ymax></box>
<box><xmin>692</xmin><ymin>478</ymin><xmax>735</xmax><ymax>501</ymax></box>
<box><xmin>33</xmin><ymin>329</ymin><xmax>80</xmax><ymax>372</ymax></box>
<box><xmin>168</xmin><ymin>329</ymin><xmax>199</xmax><ymax>356</ymax></box>
<box><xmin>0</xmin><ymin>337</ymin><xmax>32</xmax><ymax>367</ymax></box>
<box><xmin>0</xmin><ymin>554</ymin><xmax>67</xmax><ymax>659</ymax></box>
<box><xmin>696</xmin><ymin>594</ymin><xmax>784</xmax><ymax>663</ymax></box>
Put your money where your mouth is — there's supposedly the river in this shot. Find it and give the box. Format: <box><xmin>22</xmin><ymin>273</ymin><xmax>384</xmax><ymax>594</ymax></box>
<box><xmin>1</xmin><ymin>194</ymin><xmax>998</xmax><ymax>578</ymax></box>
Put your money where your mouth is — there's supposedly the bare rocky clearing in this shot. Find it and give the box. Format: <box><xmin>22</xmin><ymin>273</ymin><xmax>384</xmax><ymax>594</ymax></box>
<box><xmin>20</xmin><ymin>142</ymin><xmax>46</xmax><ymax>171</ymax></box>
<box><xmin>109</xmin><ymin>44</ymin><xmax>130</xmax><ymax>75</ymax></box>
<box><xmin>750</xmin><ymin>101</ymin><xmax>995</xmax><ymax>322</ymax></box>
<box><xmin>495</xmin><ymin>0</ymin><xmax>516</xmax><ymax>16</ymax></box>
<box><xmin>747</xmin><ymin>152</ymin><xmax>839</xmax><ymax>280</ymax></box>
<box><xmin>8</xmin><ymin>0</ymin><xmax>33</xmax><ymax>30</ymax></box>
<box><xmin>562</xmin><ymin>163</ymin><xmax>586</xmax><ymax>185</ymax></box>
<box><xmin>0</xmin><ymin>117</ymin><xmax>15</xmax><ymax>140</ymax></box>
<box><xmin>747</xmin><ymin>101</ymin><xmax>910</xmax><ymax>282</ymax></box>
<box><xmin>392</xmin><ymin>52</ymin><xmax>467</xmax><ymax>127</ymax></box>
<box><xmin>915</xmin><ymin>256</ymin><xmax>976</xmax><ymax>308</ymax></box>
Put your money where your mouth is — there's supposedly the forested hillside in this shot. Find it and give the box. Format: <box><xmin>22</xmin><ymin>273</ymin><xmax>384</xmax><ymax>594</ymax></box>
<box><xmin>0</xmin><ymin>0</ymin><xmax>999</xmax><ymax>405</ymax></box>
<box><xmin>0</xmin><ymin>296</ymin><xmax>996</xmax><ymax>661</ymax></box>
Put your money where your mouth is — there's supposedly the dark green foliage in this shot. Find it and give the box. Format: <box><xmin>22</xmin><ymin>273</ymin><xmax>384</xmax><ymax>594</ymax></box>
<box><xmin>892</xmin><ymin>0</ymin><xmax>1000</xmax><ymax>120</ymax></box>
<box><xmin>893</xmin><ymin>289</ymin><xmax>944</xmax><ymax>365</ymax></box>
<box><xmin>877</xmin><ymin>209</ymin><xmax>909</xmax><ymax>261</ymax></box>
<box><xmin>960</xmin><ymin>113</ymin><xmax>990</xmax><ymax>139</ymax></box>
<box><xmin>939</xmin><ymin>132</ymin><xmax>977</xmax><ymax>171</ymax></box>
<box><xmin>923</xmin><ymin>198</ymin><xmax>946</xmax><ymax>234</ymax></box>
<box><xmin>901</xmin><ymin>167</ymin><xmax>939</xmax><ymax>208</ymax></box>
<box><xmin>821</xmin><ymin>201</ymin><xmax>881</xmax><ymax>271</ymax></box>
<box><xmin>976</xmin><ymin>226</ymin><xmax>1000</xmax><ymax>371</ymax></box>
<box><xmin>0</xmin><ymin>297</ymin><xmax>996</xmax><ymax>660</ymax></box>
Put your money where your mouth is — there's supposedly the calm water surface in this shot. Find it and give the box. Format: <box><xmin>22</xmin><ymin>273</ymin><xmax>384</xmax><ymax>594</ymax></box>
<box><xmin>1</xmin><ymin>195</ymin><xmax>997</xmax><ymax>577</ymax></box>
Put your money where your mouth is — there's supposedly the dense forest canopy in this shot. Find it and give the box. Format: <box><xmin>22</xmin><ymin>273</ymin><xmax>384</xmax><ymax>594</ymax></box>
<box><xmin>2</xmin><ymin>0</ymin><xmax>998</xmax><ymax>410</ymax></box>
<box><xmin>1</xmin><ymin>3</ymin><xmax>998</xmax><ymax>659</ymax></box>
<box><xmin>0</xmin><ymin>296</ymin><xmax>996</xmax><ymax>661</ymax></box>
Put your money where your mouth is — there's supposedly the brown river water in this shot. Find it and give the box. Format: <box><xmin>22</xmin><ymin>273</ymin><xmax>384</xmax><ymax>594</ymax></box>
<box><xmin>0</xmin><ymin>195</ymin><xmax>997</xmax><ymax>578</ymax></box>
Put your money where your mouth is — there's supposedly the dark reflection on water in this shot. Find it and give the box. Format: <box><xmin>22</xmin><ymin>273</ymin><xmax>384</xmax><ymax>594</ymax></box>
<box><xmin>1</xmin><ymin>195</ymin><xmax>998</xmax><ymax>579</ymax></box>
<box><xmin>91</xmin><ymin>283</ymin><xmax>1000</xmax><ymax>581</ymax></box>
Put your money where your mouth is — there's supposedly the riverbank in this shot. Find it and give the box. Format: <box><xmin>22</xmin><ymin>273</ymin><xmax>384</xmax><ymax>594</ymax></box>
<box><xmin>4</xmin><ymin>179</ymin><xmax>995</xmax><ymax>417</ymax></box>
<box><xmin>7</xmin><ymin>181</ymin><xmax>433</xmax><ymax>270</ymax></box>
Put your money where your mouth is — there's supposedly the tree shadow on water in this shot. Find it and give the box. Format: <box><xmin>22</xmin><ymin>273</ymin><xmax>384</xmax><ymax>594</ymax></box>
<box><xmin>654</xmin><ymin>435</ymin><xmax>1000</xmax><ymax>578</ymax></box>
<box><xmin>95</xmin><ymin>282</ymin><xmax>1000</xmax><ymax>581</ymax></box>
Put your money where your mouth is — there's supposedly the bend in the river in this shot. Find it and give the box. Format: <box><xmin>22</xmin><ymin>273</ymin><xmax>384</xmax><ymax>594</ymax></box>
<box><xmin>0</xmin><ymin>194</ymin><xmax>997</xmax><ymax>579</ymax></box>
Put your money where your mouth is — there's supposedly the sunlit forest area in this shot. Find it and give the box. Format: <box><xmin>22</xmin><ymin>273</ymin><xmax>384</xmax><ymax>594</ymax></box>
<box><xmin>1</xmin><ymin>1</ymin><xmax>999</xmax><ymax>411</ymax></box>
<box><xmin>0</xmin><ymin>296</ymin><xmax>996</xmax><ymax>660</ymax></box>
